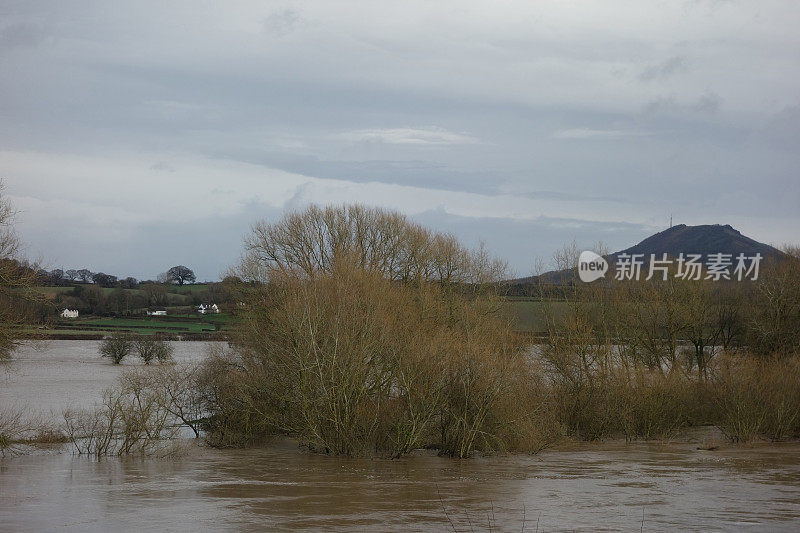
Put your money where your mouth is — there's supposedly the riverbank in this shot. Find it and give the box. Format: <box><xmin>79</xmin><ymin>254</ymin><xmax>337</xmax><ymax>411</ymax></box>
<box><xmin>13</xmin><ymin>330</ymin><xmax>228</xmax><ymax>341</ymax></box>
<box><xmin>9</xmin><ymin>312</ymin><xmax>234</xmax><ymax>341</ymax></box>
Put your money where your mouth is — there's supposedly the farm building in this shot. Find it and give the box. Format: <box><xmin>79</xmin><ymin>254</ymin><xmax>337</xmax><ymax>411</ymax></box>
<box><xmin>146</xmin><ymin>307</ymin><xmax>167</xmax><ymax>316</ymax></box>
<box><xmin>60</xmin><ymin>309</ymin><xmax>79</xmax><ymax>318</ymax></box>
<box><xmin>197</xmin><ymin>303</ymin><xmax>219</xmax><ymax>314</ymax></box>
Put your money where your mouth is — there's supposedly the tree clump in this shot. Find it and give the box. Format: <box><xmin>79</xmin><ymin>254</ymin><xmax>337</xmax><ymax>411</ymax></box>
<box><xmin>99</xmin><ymin>332</ymin><xmax>134</xmax><ymax>364</ymax></box>
<box><xmin>134</xmin><ymin>336</ymin><xmax>174</xmax><ymax>364</ymax></box>
<box><xmin>205</xmin><ymin>204</ymin><xmax>544</xmax><ymax>457</ymax></box>
<box><xmin>0</xmin><ymin>181</ymin><xmax>40</xmax><ymax>360</ymax></box>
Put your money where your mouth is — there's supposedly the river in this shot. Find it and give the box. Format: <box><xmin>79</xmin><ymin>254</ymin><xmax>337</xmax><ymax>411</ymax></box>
<box><xmin>1</xmin><ymin>341</ymin><xmax>799</xmax><ymax>532</ymax></box>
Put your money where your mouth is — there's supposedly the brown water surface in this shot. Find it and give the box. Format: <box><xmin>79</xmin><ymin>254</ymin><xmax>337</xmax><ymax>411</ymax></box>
<box><xmin>1</xmin><ymin>341</ymin><xmax>799</xmax><ymax>532</ymax></box>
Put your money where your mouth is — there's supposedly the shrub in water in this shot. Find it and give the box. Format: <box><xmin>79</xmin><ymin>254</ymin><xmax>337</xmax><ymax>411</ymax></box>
<box><xmin>134</xmin><ymin>336</ymin><xmax>174</xmax><ymax>364</ymax></box>
<box><xmin>99</xmin><ymin>332</ymin><xmax>133</xmax><ymax>364</ymax></box>
<box><xmin>204</xmin><ymin>204</ymin><xmax>539</xmax><ymax>457</ymax></box>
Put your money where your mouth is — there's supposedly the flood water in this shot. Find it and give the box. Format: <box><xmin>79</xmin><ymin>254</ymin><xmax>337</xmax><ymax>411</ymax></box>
<box><xmin>2</xmin><ymin>341</ymin><xmax>800</xmax><ymax>532</ymax></box>
<box><xmin>0</xmin><ymin>340</ymin><xmax>218</xmax><ymax>415</ymax></box>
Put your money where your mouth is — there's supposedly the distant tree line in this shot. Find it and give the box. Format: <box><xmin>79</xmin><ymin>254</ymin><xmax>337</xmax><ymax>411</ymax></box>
<box><xmin>38</xmin><ymin>265</ymin><xmax>197</xmax><ymax>289</ymax></box>
<box><xmin>22</xmin><ymin>263</ymin><xmax>237</xmax><ymax>317</ymax></box>
<box><xmin>51</xmin><ymin>281</ymin><xmax>232</xmax><ymax>317</ymax></box>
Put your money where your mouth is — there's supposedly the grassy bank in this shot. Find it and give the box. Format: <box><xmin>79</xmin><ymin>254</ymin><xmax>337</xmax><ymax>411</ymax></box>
<box><xmin>506</xmin><ymin>299</ymin><xmax>569</xmax><ymax>334</ymax></box>
<box><xmin>11</xmin><ymin>312</ymin><xmax>235</xmax><ymax>339</ymax></box>
<box><xmin>12</xmin><ymin>298</ymin><xmax>556</xmax><ymax>339</ymax></box>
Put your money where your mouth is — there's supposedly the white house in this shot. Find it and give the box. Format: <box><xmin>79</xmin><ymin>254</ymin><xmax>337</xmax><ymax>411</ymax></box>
<box><xmin>61</xmin><ymin>309</ymin><xmax>79</xmax><ymax>318</ymax></box>
<box><xmin>147</xmin><ymin>307</ymin><xmax>167</xmax><ymax>316</ymax></box>
<box><xmin>198</xmin><ymin>303</ymin><xmax>220</xmax><ymax>314</ymax></box>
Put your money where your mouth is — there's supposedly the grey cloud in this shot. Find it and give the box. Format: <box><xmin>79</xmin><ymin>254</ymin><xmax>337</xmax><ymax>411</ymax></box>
<box><xmin>335</xmin><ymin>127</ymin><xmax>480</xmax><ymax>146</ymax></box>
<box><xmin>754</xmin><ymin>104</ymin><xmax>800</xmax><ymax>151</ymax></box>
<box><xmin>19</xmin><ymin>197</ymin><xmax>284</xmax><ymax>282</ymax></box>
<box><xmin>517</xmin><ymin>190</ymin><xmax>640</xmax><ymax>205</ymax></box>
<box><xmin>210</xmin><ymin>152</ymin><xmax>503</xmax><ymax>196</ymax></box>
<box><xmin>263</xmin><ymin>8</ymin><xmax>301</xmax><ymax>37</ymax></box>
<box><xmin>150</xmin><ymin>161</ymin><xmax>175</xmax><ymax>172</ymax></box>
<box><xmin>643</xmin><ymin>91</ymin><xmax>722</xmax><ymax>115</ymax></box>
<box><xmin>639</xmin><ymin>56</ymin><xmax>688</xmax><ymax>81</ymax></box>
<box><xmin>0</xmin><ymin>23</ymin><xmax>47</xmax><ymax>50</ymax></box>
<box><xmin>552</xmin><ymin>128</ymin><xmax>649</xmax><ymax>140</ymax></box>
<box><xmin>1</xmin><ymin>1</ymin><xmax>798</xmax><ymax>279</ymax></box>
<box><xmin>691</xmin><ymin>91</ymin><xmax>723</xmax><ymax>114</ymax></box>
<box><xmin>412</xmin><ymin>209</ymin><xmax>654</xmax><ymax>277</ymax></box>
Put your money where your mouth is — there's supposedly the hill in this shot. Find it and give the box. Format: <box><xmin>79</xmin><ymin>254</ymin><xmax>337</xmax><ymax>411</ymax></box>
<box><xmin>610</xmin><ymin>224</ymin><xmax>783</xmax><ymax>261</ymax></box>
<box><xmin>512</xmin><ymin>223</ymin><xmax>784</xmax><ymax>285</ymax></box>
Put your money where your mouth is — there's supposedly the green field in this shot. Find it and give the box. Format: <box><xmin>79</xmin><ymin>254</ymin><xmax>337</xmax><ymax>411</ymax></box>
<box><xmin>31</xmin><ymin>283</ymin><xmax>559</xmax><ymax>336</ymax></box>
<box><xmin>42</xmin><ymin>312</ymin><xmax>236</xmax><ymax>337</ymax></box>
<box><xmin>166</xmin><ymin>284</ymin><xmax>210</xmax><ymax>294</ymax></box>
<box><xmin>37</xmin><ymin>286</ymin><xmax>75</xmax><ymax>297</ymax></box>
<box><xmin>505</xmin><ymin>300</ymin><xmax>570</xmax><ymax>333</ymax></box>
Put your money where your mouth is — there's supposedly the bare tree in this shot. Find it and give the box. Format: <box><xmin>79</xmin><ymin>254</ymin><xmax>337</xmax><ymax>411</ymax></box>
<box><xmin>747</xmin><ymin>249</ymin><xmax>800</xmax><ymax>356</ymax></box>
<box><xmin>240</xmin><ymin>204</ymin><xmax>507</xmax><ymax>286</ymax></box>
<box><xmin>0</xmin><ymin>181</ymin><xmax>40</xmax><ymax>359</ymax></box>
<box><xmin>141</xmin><ymin>282</ymin><xmax>168</xmax><ymax>306</ymax></box>
<box><xmin>678</xmin><ymin>279</ymin><xmax>722</xmax><ymax>380</ymax></box>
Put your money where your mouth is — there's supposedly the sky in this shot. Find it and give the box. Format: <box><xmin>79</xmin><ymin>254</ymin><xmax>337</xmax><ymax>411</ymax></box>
<box><xmin>1</xmin><ymin>0</ymin><xmax>798</xmax><ymax>281</ymax></box>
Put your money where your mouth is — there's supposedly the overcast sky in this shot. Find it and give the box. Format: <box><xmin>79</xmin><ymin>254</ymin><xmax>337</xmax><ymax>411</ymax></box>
<box><xmin>1</xmin><ymin>1</ymin><xmax>798</xmax><ymax>280</ymax></box>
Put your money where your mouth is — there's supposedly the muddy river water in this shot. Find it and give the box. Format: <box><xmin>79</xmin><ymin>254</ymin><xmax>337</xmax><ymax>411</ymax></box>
<box><xmin>1</xmin><ymin>341</ymin><xmax>799</xmax><ymax>532</ymax></box>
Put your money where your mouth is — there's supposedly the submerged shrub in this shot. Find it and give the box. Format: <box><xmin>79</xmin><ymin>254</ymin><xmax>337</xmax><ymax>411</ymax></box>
<box><xmin>745</xmin><ymin>255</ymin><xmax>800</xmax><ymax>357</ymax></box>
<box><xmin>212</xmin><ymin>266</ymin><xmax>536</xmax><ymax>457</ymax></box>
<box><xmin>99</xmin><ymin>332</ymin><xmax>133</xmax><ymax>364</ymax></box>
<box><xmin>0</xmin><ymin>336</ymin><xmax>12</xmax><ymax>362</ymax></box>
<box><xmin>711</xmin><ymin>354</ymin><xmax>800</xmax><ymax>442</ymax></box>
<box><xmin>133</xmin><ymin>336</ymin><xmax>174</xmax><ymax>364</ymax></box>
<box><xmin>0</xmin><ymin>408</ymin><xmax>66</xmax><ymax>456</ymax></box>
<box><xmin>544</xmin><ymin>362</ymin><xmax>705</xmax><ymax>442</ymax></box>
<box><xmin>540</xmin><ymin>306</ymin><xmax>704</xmax><ymax>441</ymax></box>
<box><xmin>0</xmin><ymin>408</ymin><xmax>26</xmax><ymax>456</ymax></box>
<box><xmin>205</xmin><ymin>204</ymin><xmax>541</xmax><ymax>457</ymax></box>
<box><xmin>616</xmin><ymin>369</ymin><xmax>698</xmax><ymax>441</ymax></box>
<box><xmin>63</xmin><ymin>367</ymin><xmax>193</xmax><ymax>456</ymax></box>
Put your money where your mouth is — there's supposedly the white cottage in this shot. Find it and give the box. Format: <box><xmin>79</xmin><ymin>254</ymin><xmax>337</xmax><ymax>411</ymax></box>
<box><xmin>197</xmin><ymin>303</ymin><xmax>219</xmax><ymax>314</ymax></box>
<box><xmin>61</xmin><ymin>309</ymin><xmax>79</xmax><ymax>318</ymax></box>
<box><xmin>147</xmin><ymin>307</ymin><xmax>167</xmax><ymax>316</ymax></box>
